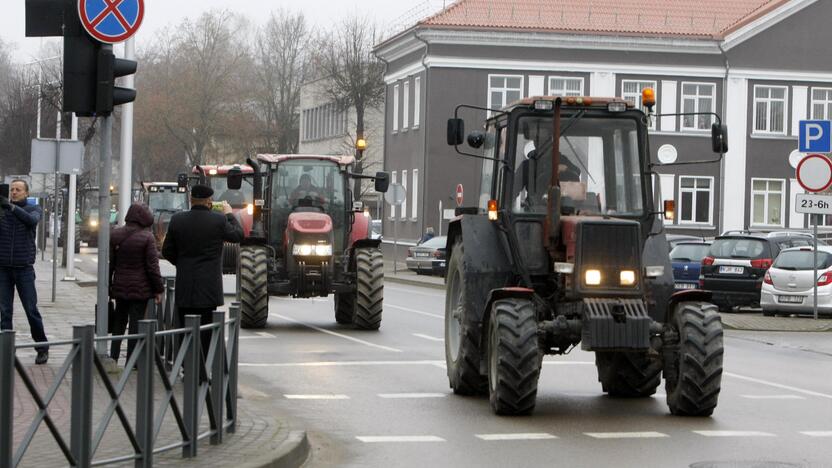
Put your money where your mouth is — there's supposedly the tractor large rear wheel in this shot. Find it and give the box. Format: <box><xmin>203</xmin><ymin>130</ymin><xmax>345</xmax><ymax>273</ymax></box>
<box><xmin>596</xmin><ymin>352</ymin><xmax>662</xmax><ymax>398</ymax></box>
<box><xmin>239</xmin><ymin>246</ymin><xmax>269</xmax><ymax>329</ymax></box>
<box><xmin>353</xmin><ymin>248</ymin><xmax>383</xmax><ymax>330</ymax></box>
<box><xmin>445</xmin><ymin>241</ymin><xmax>487</xmax><ymax>396</ymax></box>
<box><xmin>665</xmin><ymin>302</ymin><xmax>724</xmax><ymax>416</ymax></box>
<box><xmin>487</xmin><ymin>298</ymin><xmax>541</xmax><ymax>415</ymax></box>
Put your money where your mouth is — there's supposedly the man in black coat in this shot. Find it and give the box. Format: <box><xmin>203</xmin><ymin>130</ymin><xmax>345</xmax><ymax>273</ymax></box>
<box><xmin>162</xmin><ymin>185</ymin><xmax>243</xmax><ymax>348</ymax></box>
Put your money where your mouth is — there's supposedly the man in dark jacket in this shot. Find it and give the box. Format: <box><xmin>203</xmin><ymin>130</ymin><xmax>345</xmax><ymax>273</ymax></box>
<box><xmin>109</xmin><ymin>204</ymin><xmax>165</xmax><ymax>363</ymax></box>
<box><xmin>162</xmin><ymin>185</ymin><xmax>243</xmax><ymax>350</ymax></box>
<box><xmin>0</xmin><ymin>180</ymin><xmax>49</xmax><ymax>364</ymax></box>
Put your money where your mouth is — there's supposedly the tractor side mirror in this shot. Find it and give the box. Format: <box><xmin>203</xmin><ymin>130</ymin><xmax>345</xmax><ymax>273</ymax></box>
<box><xmin>447</xmin><ymin>118</ymin><xmax>464</xmax><ymax>145</ymax></box>
<box><xmin>177</xmin><ymin>173</ymin><xmax>188</xmax><ymax>188</ymax></box>
<box><xmin>227</xmin><ymin>167</ymin><xmax>243</xmax><ymax>190</ymax></box>
<box><xmin>374</xmin><ymin>172</ymin><xmax>390</xmax><ymax>193</ymax></box>
<box><xmin>467</xmin><ymin>131</ymin><xmax>485</xmax><ymax>149</ymax></box>
<box><xmin>712</xmin><ymin>123</ymin><xmax>728</xmax><ymax>153</ymax></box>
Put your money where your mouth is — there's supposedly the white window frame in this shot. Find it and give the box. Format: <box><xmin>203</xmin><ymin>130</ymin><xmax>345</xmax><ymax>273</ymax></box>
<box><xmin>547</xmin><ymin>76</ymin><xmax>584</xmax><ymax>97</ymax></box>
<box><xmin>487</xmin><ymin>74</ymin><xmax>524</xmax><ymax>113</ymax></box>
<box><xmin>677</xmin><ymin>176</ymin><xmax>714</xmax><ymax>225</ymax></box>
<box><xmin>811</xmin><ymin>87</ymin><xmax>832</xmax><ymax>120</ymax></box>
<box><xmin>389</xmin><ymin>171</ymin><xmax>397</xmax><ymax>219</ymax></box>
<box><xmin>413</xmin><ymin>77</ymin><xmax>421</xmax><ymax>128</ymax></box>
<box><xmin>411</xmin><ymin>169</ymin><xmax>419</xmax><ymax>220</ymax></box>
<box><xmin>392</xmin><ymin>84</ymin><xmax>399</xmax><ymax>133</ymax></box>
<box><xmin>680</xmin><ymin>82</ymin><xmax>716</xmax><ymax>132</ymax></box>
<box><xmin>401</xmin><ymin>170</ymin><xmax>408</xmax><ymax>221</ymax></box>
<box><xmin>750</xmin><ymin>178</ymin><xmax>786</xmax><ymax>228</ymax></box>
<box><xmin>403</xmin><ymin>80</ymin><xmax>410</xmax><ymax>130</ymax></box>
<box><xmin>621</xmin><ymin>80</ymin><xmax>657</xmax><ymax>130</ymax></box>
<box><xmin>752</xmin><ymin>85</ymin><xmax>788</xmax><ymax>135</ymax></box>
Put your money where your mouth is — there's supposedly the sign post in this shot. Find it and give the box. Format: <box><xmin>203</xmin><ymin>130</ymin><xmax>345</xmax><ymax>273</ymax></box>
<box><xmin>384</xmin><ymin>184</ymin><xmax>406</xmax><ymax>274</ymax></box>
<box><xmin>795</xmin><ymin>148</ymin><xmax>832</xmax><ymax>320</ymax></box>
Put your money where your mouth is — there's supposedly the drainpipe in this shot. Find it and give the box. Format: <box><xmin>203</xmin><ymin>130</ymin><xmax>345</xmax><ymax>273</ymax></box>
<box><xmin>375</xmin><ymin>48</ymin><xmax>391</xmax><ymax>228</ymax></box>
<box><xmin>718</xmin><ymin>41</ymin><xmax>730</xmax><ymax>235</ymax></box>
<box><xmin>414</xmin><ymin>30</ymin><xmax>430</xmax><ymax>236</ymax></box>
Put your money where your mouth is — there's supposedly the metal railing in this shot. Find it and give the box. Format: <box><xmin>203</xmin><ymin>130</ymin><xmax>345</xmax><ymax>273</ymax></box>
<box><xmin>0</xmin><ymin>281</ymin><xmax>241</xmax><ymax>468</ymax></box>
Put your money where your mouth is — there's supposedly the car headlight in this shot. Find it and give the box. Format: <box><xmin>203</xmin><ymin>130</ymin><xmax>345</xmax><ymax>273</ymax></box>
<box><xmin>585</xmin><ymin>269</ymin><xmax>601</xmax><ymax>286</ymax></box>
<box><xmin>292</xmin><ymin>244</ymin><xmax>332</xmax><ymax>256</ymax></box>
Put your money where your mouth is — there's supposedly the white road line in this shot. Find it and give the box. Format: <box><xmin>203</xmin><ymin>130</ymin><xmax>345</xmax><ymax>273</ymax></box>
<box><xmin>740</xmin><ymin>394</ymin><xmax>806</xmax><ymax>400</ymax></box>
<box><xmin>272</xmin><ymin>313</ymin><xmax>402</xmax><ymax>353</ymax></box>
<box><xmin>387</xmin><ymin>304</ymin><xmax>443</xmax><ymax>319</ymax></box>
<box><xmin>256</xmin><ymin>331</ymin><xmax>274</xmax><ymax>338</ymax></box>
<box><xmin>378</xmin><ymin>393</ymin><xmax>446</xmax><ymax>399</ymax></box>
<box><xmin>653</xmin><ymin>393</ymin><xmax>667</xmax><ymax>398</ymax></box>
<box><xmin>284</xmin><ymin>394</ymin><xmax>349</xmax><ymax>400</ymax></box>
<box><xmin>412</xmin><ymin>333</ymin><xmax>443</xmax><ymax>342</ymax></box>
<box><xmin>542</xmin><ymin>361</ymin><xmax>595</xmax><ymax>366</ymax></box>
<box><xmin>385</xmin><ymin>286</ymin><xmax>445</xmax><ymax>298</ymax></box>
<box><xmin>356</xmin><ymin>436</ymin><xmax>445</xmax><ymax>443</ymax></box>
<box><xmin>476</xmin><ymin>433</ymin><xmax>557</xmax><ymax>441</ymax></box>
<box><xmin>240</xmin><ymin>360</ymin><xmax>445</xmax><ymax>368</ymax></box>
<box><xmin>694</xmin><ymin>431</ymin><xmax>775</xmax><ymax>437</ymax></box>
<box><xmin>801</xmin><ymin>431</ymin><xmax>832</xmax><ymax>437</ymax></box>
<box><xmin>585</xmin><ymin>432</ymin><xmax>668</xmax><ymax>439</ymax></box>
<box><xmin>239</xmin><ymin>336</ymin><xmax>272</xmax><ymax>340</ymax></box>
<box><xmin>726</xmin><ymin>372</ymin><xmax>832</xmax><ymax>400</ymax></box>
<box><xmin>74</xmin><ymin>258</ymin><xmax>83</xmax><ymax>263</ymax></box>
<box><xmin>91</xmin><ymin>258</ymin><xmax>98</xmax><ymax>263</ymax></box>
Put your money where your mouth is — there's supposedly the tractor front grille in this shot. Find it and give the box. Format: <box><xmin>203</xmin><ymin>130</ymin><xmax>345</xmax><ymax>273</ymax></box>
<box><xmin>578</xmin><ymin>221</ymin><xmax>642</xmax><ymax>292</ymax></box>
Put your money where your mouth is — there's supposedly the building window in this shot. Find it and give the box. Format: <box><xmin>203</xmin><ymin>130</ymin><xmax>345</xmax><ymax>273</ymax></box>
<box><xmin>681</xmin><ymin>82</ymin><xmax>715</xmax><ymax>131</ymax></box>
<box><xmin>812</xmin><ymin>87</ymin><xmax>832</xmax><ymax>120</ymax></box>
<box><xmin>753</xmin><ymin>85</ymin><xmax>787</xmax><ymax>134</ymax></box>
<box><xmin>751</xmin><ymin>178</ymin><xmax>785</xmax><ymax>227</ymax></box>
<box><xmin>411</xmin><ymin>169</ymin><xmax>419</xmax><ymax>220</ymax></box>
<box><xmin>622</xmin><ymin>80</ymin><xmax>657</xmax><ymax>129</ymax></box>
<box><xmin>414</xmin><ymin>77</ymin><xmax>421</xmax><ymax>128</ymax></box>
<box><xmin>488</xmin><ymin>75</ymin><xmax>523</xmax><ymax>111</ymax></box>
<box><xmin>389</xmin><ymin>171</ymin><xmax>397</xmax><ymax>219</ymax></box>
<box><xmin>548</xmin><ymin>76</ymin><xmax>584</xmax><ymax>97</ymax></box>
<box><xmin>401</xmin><ymin>169</ymin><xmax>408</xmax><ymax>221</ymax></box>
<box><xmin>393</xmin><ymin>84</ymin><xmax>399</xmax><ymax>132</ymax></box>
<box><xmin>403</xmin><ymin>80</ymin><xmax>410</xmax><ymax>130</ymax></box>
<box><xmin>678</xmin><ymin>176</ymin><xmax>713</xmax><ymax>225</ymax></box>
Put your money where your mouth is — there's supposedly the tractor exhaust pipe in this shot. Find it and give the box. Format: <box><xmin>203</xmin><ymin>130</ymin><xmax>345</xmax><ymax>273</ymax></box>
<box><xmin>545</xmin><ymin>98</ymin><xmax>562</xmax><ymax>253</ymax></box>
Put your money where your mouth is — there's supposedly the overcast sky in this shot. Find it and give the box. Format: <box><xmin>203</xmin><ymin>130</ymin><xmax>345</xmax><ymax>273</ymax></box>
<box><xmin>4</xmin><ymin>0</ymin><xmax>447</xmax><ymax>62</ymax></box>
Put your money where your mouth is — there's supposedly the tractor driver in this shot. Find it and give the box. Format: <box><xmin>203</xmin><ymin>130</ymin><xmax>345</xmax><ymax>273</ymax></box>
<box><xmin>290</xmin><ymin>174</ymin><xmax>326</xmax><ymax>206</ymax></box>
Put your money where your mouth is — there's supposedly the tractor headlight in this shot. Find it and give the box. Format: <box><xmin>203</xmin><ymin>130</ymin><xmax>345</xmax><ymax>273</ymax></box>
<box><xmin>292</xmin><ymin>244</ymin><xmax>332</xmax><ymax>257</ymax></box>
<box><xmin>585</xmin><ymin>269</ymin><xmax>602</xmax><ymax>286</ymax></box>
<box><xmin>90</xmin><ymin>220</ymin><xmax>98</xmax><ymax>227</ymax></box>
<box><xmin>620</xmin><ymin>270</ymin><xmax>637</xmax><ymax>286</ymax></box>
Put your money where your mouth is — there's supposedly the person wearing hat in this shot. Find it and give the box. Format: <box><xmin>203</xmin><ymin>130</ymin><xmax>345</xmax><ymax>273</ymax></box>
<box><xmin>162</xmin><ymin>184</ymin><xmax>243</xmax><ymax>350</ymax></box>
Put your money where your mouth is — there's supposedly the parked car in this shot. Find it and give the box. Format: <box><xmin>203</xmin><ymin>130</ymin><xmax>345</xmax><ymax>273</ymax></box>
<box><xmin>670</xmin><ymin>241</ymin><xmax>711</xmax><ymax>291</ymax></box>
<box><xmin>667</xmin><ymin>234</ymin><xmax>705</xmax><ymax>250</ymax></box>
<box><xmin>761</xmin><ymin>246</ymin><xmax>832</xmax><ymax>317</ymax></box>
<box><xmin>406</xmin><ymin>236</ymin><xmax>447</xmax><ymax>276</ymax></box>
<box><xmin>701</xmin><ymin>231</ymin><xmax>817</xmax><ymax>310</ymax></box>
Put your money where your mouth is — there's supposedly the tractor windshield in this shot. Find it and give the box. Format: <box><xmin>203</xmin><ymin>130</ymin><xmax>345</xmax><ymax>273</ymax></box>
<box><xmin>512</xmin><ymin>114</ymin><xmax>645</xmax><ymax>218</ymax></box>
<box><xmin>209</xmin><ymin>176</ymin><xmax>253</xmax><ymax>209</ymax></box>
<box><xmin>148</xmin><ymin>188</ymin><xmax>188</xmax><ymax>212</ymax></box>
<box><xmin>269</xmin><ymin>159</ymin><xmax>346</xmax><ymax>253</ymax></box>
<box><xmin>80</xmin><ymin>189</ymin><xmax>99</xmax><ymax>217</ymax></box>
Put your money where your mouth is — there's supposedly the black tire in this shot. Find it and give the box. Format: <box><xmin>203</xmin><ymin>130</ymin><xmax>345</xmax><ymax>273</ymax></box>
<box><xmin>222</xmin><ymin>242</ymin><xmax>240</xmax><ymax>275</ymax></box>
<box><xmin>353</xmin><ymin>248</ymin><xmax>383</xmax><ymax>330</ymax></box>
<box><xmin>762</xmin><ymin>309</ymin><xmax>776</xmax><ymax>317</ymax></box>
<box><xmin>239</xmin><ymin>246</ymin><xmax>269</xmax><ymax>329</ymax></box>
<box><xmin>334</xmin><ymin>292</ymin><xmax>355</xmax><ymax>325</ymax></box>
<box><xmin>665</xmin><ymin>301</ymin><xmax>724</xmax><ymax>416</ymax></box>
<box><xmin>445</xmin><ymin>241</ymin><xmax>487</xmax><ymax>396</ymax></box>
<box><xmin>487</xmin><ymin>298</ymin><xmax>541</xmax><ymax>415</ymax></box>
<box><xmin>596</xmin><ymin>352</ymin><xmax>662</xmax><ymax>398</ymax></box>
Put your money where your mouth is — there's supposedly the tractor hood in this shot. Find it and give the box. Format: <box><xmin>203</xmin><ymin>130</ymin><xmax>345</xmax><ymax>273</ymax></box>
<box><xmin>287</xmin><ymin>212</ymin><xmax>332</xmax><ymax>235</ymax></box>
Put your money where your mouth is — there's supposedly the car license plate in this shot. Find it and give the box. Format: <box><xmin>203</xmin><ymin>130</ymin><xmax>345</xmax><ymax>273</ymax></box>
<box><xmin>719</xmin><ymin>266</ymin><xmax>744</xmax><ymax>274</ymax></box>
<box><xmin>778</xmin><ymin>295</ymin><xmax>803</xmax><ymax>304</ymax></box>
<box><xmin>675</xmin><ymin>283</ymin><xmax>696</xmax><ymax>290</ymax></box>
<box><xmin>415</xmin><ymin>252</ymin><xmax>430</xmax><ymax>257</ymax></box>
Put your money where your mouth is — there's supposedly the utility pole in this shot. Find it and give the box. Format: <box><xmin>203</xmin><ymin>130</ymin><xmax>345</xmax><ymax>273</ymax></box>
<box><xmin>118</xmin><ymin>37</ymin><xmax>135</xmax><ymax>224</ymax></box>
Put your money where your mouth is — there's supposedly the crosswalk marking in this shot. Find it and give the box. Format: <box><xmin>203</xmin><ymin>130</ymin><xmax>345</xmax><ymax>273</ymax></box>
<box><xmin>694</xmin><ymin>431</ymin><xmax>775</xmax><ymax>437</ymax></box>
<box><xmin>378</xmin><ymin>393</ymin><xmax>446</xmax><ymax>399</ymax></box>
<box><xmin>387</xmin><ymin>304</ymin><xmax>443</xmax><ymax>319</ymax></box>
<box><xmin>241</xmin><ymin>360</ymin><xmax>444</xmax><ymax>367</ymax></box>
<box><xmin>585</xmin><ymin>432</ymin><xmax>668</xmax><ymax>439</ymax></box>
<box><xmin>476</xmin><ymin>433</ymin><xmax>557</xmax><ymax>441</ymax></box>
<box><xmin>741</xmin><ymin>394</ymin><xmax>806</xmax><ymax>400</ymax></box>
<box><xmin>412</xmin><ymin>333</ymin><xmax>443</xmax><ymax>342</ymax></box>
<box><xmin>273</xmin><ymin>313</ymin><xmax>402</xmax><ymax>353</ymax></box>
<box><xmin>357</xmin><ymin>436</ymin><xmax>445</xmax><ymax>443</ymax></box>
<box><xmin>800</xmin><ymin>431</ymin><xmax>832</xmax><ymax>437</ymax></box>
<box><xmin>284</xmin><ymin>394</ymin><xmax>349</xmax><ymax>400</ymax></box>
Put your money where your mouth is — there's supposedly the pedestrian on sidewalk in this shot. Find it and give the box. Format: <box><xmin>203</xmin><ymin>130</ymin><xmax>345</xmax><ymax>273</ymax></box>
<box><xmin>162</xmin><ymin>185</ymin><xmax>243</xmax><ymax>353</ymax></box>
<box><xmin>109</xmin><ymin>203</ymin><xmax>164</xmax><ymax>365</ymax></box>
<box><xmin>0</xmin><ymin>180</ymin><xmax>49</xmax><ymax>364</ymax></box>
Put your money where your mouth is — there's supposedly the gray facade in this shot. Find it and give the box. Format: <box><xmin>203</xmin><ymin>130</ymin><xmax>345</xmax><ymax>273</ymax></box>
<box><xmin>376</xmin><ymin>0</ymin><xmax>832</xmax><ymax>244</ymax></box>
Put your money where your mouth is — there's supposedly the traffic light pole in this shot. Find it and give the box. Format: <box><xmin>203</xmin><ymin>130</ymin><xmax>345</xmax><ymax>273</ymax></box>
<box><xmin>96</xmin><ymin>110</ymin><xmax>113</xmax><ymax>355</ymax></box>
<box><xmin>118</xmin><ymin>38</ymin><xmax>135</xmax><ymax>225</ymax></box>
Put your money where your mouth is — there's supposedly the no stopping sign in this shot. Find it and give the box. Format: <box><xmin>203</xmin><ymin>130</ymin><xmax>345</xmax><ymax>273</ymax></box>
<box><xmin>796</xmin><ymin>154</ymin><xmax>832</xmax><ymax>193</ymax></box>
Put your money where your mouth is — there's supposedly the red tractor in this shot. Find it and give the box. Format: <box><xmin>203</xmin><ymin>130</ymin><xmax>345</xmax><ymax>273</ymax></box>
<box><xmin>227</xmin><ymin>154</ymin><xmax>389</xmax><ymax>330</ymax></box>
<box><xmin>444</xmin><ymin>91</ymin><xmax>728</xmax><ymax>416</ymax></box>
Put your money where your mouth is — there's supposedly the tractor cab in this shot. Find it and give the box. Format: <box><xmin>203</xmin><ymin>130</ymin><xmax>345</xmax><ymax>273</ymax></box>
<box><xmin>142</xmin><ymin>182</ymin><xmax>189</xmax><ymax>251</ymax></box>
<box><xmin>77</xmin><ymin>185</ymin><xmax>118</xmax><ymax>247</ymax></box>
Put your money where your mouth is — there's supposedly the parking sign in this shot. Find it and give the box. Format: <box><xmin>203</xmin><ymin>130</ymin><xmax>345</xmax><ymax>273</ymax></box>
<box><xmin>799</xmin><ymin>120</ymin><xmax>832</xmax><ymax>153</ymax></box>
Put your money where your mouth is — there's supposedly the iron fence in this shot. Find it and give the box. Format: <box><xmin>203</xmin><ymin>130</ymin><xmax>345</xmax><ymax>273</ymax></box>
<box><xmin>0</xmin><ymin>281</ymin><xmax>241</xmax><ymax>468</ymax></box>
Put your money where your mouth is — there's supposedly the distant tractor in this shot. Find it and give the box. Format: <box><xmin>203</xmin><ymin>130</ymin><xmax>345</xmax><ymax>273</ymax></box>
<box><xmin>229</xmin><ymin>154</ymin><xmax>389</xmax><ymax>330</ymax></box>
<box><xmin>443</xmin><ymin>91</ymin><xmax>728</xmax><ymax>416</ymax></box>
<box><xmin>142</xmin><ymin>182</ymin><xmax>189</xmax><ymax>251</ymax></box>
<box><xmin>77</xmin><ymin>185</ymin><xmax>118</xmax><ymax>248</ymax></box>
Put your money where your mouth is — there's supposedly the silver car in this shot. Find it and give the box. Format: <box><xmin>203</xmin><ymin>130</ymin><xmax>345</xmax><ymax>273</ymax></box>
<box><xmin>761</xmin><ymin>246</ymin><xmax>832</xmax><ymax>317</ymax></box>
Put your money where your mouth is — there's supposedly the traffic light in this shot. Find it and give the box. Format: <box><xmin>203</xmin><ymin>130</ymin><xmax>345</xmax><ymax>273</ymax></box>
<box><xmin>95</xmin><ymin>48</ymin><xmax>137</xmax><ymax>115</ymax></box>
<box><xmin>63</xmin><ymin>33</ymin><xmax>99</xmax><ymax>116</ymax></box>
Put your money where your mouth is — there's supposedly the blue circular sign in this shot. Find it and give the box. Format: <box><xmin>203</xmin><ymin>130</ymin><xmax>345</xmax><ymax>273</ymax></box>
<box><xmin>78</xmin><ymin>0</ymin><xmax>144</xmax><ymax>44</ymax></box>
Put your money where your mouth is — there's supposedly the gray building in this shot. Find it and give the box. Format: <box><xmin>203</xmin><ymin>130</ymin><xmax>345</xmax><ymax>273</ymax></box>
<box><xmin>374</xmin><ymin>0</ymin><xmax>832</xmax><ymax>244</ymax></box>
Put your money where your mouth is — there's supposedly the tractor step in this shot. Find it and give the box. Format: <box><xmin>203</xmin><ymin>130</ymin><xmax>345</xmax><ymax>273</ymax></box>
<box><xmin>581</xmin><ymin>298</ymin><xmax>651</xmax><ymax>351</ymax></box>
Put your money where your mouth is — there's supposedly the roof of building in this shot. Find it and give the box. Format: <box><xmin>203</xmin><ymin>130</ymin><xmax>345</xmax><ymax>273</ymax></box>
<box><xmin>417</xmin><ymin>0</ymin><xmax>789</xmax><ymax>39</ymax></box>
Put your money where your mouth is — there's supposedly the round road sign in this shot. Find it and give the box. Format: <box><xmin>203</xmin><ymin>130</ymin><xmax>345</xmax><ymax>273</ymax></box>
<box><xmin>456</xmin><ymin>184</ymin><xmax>464</xmax><ymax>206</ymax></box>
<box><xmin>796</xmin><ymin>154</ymin><xmax>832</xmax><ymax>193</ymax></box>
<box><xmin>788</xmin><ymin>149</ymin><xmax>805</xmax><ymax>169</ymax></box>
<box><xmin>79</xmin><ymin>0</ymin><xmax>145</xmax><ymax>44</ymax></box>
<box><xmin>384</xmin><ymin>183</ymin><xmax>406</xmax><ymax>206</ymax></box>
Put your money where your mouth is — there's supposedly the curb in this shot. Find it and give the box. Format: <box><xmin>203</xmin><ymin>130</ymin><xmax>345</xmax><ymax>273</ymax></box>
<box><xmin>245</xmin><ymin>430</ymin><xmax>310</xmax><ymax>468</ymax></box>
<box><xmin>384</xmin><ymin>274</ymin><xmax>446</xmax><ymax>291</ymax></box>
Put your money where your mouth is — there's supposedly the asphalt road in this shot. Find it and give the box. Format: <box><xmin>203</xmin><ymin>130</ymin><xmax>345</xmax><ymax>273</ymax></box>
<box><xmin>228</xmin><ymin>281</ymin><xmax>832</xmax><ymax>468</ymax></box>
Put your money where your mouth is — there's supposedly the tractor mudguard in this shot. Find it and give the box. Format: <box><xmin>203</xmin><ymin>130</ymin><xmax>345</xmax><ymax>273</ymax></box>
<box><xmin>352</xmin><ymin>238</ymin><xmax>382</xmax><ymax>251</ymax></box>
<box><xmin>479</xmin><ymin>287</ymin><xmax>536</xmax><ymax>353</ymax></box>
<box><xmin>643</xmin><ymin>222</ymin><xmax>675</xmax><ymax>323</ymax></box>
<box><xmin>668</xmin><ymin>289</ymin><xmax>712</xmax><ymax>315</ymax></box>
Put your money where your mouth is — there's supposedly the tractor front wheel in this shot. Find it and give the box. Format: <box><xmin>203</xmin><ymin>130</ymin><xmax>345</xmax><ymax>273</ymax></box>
<box><xmin>353</xmin><ymin>248</ymin><xmax>383</xmax><ymax>330</ymax></box>
<box><xmin>239</xmin><ymin>246</ymin><xmax>269</xmax><ymax>329</ymax></box>
<box><xmin>334</xmin><ymin>292</ymin><xmax>355</xmax><ymax>325</ymax></box>
<box><xmin>596</xmin><ymin>352</ymin><xmax>662</xmax><ymax>398</ymax></box>
<box><xmin>487</xmin><ymin>298</ymin><xmax>541</xmax><ymax>415</ymax></box>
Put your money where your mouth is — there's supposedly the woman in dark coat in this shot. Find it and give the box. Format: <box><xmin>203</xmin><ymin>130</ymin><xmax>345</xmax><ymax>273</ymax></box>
<box><xmin>109</xmin><ymin>204</ymin><xmax>164</xmax><ymax>363</ymax></box>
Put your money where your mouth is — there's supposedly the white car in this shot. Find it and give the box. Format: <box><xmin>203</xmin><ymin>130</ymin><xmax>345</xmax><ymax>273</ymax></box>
<box><xmin>761</xmin><ymin>246</ymin><xmax>832</xmax><ymax>317</ymax></box>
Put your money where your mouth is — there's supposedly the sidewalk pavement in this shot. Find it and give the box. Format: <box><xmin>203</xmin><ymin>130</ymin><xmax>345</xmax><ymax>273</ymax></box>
<box><xmin>6</xmin><ymin>257</ymin><xmax>308</xmax><ymax>468</ymax></box>
<box><xmin>382</xmin><ymin>261</ymin><xmax>832</xmax><ymax>333</ymax></box>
